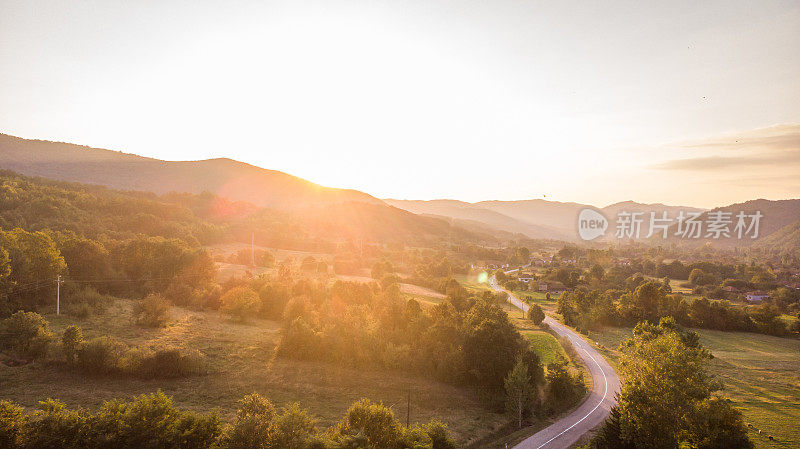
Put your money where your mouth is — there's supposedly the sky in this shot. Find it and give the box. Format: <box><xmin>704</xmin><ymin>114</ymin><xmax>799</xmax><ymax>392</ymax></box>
<box><xmin>1</xmin><ymin>0</ymin><xmax>799</xmax><ymax>208</ymax></box>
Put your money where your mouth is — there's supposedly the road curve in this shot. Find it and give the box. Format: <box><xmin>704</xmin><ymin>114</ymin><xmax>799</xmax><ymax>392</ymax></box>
<box><xmin>489</xmin><ymin>278</ymin><xmax>621</xmax><ymax>449</ymax></box>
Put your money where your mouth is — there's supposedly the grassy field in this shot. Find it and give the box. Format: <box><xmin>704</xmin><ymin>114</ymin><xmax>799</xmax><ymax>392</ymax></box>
<box><xmin>523</xmin><ymin>330</ymin><xmax>568</xmax><ymax>366</ymax></box>
<box><xmin>586</xmin><ymin>326</ymin><xmax>800</xmax><ymax>449</ymax></box>
<box><xmin>0</xmin><ymin>299</ymin><xmax>509</xmax><ymax>446</ymax></box>
<box><xmin>513</xmin><ymin>290</ymin><xmax>558</xmax><ymax>313</ymax></box>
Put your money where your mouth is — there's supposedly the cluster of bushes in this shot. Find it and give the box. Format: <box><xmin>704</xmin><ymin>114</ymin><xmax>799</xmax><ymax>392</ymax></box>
<box><xmin>0</xmin><ymin>392</ymin><xmax>458</xmax><ymax>449</ymax></box>
<box><xmin>0</xmin><ymin>311</ymin><xmax>205</xmax><ymax>379</ymax></box>
<box><xmin>62</xmin><ymin>286</ymin><xmax>114</xmax><ymax>318</ymax></box>
<box><xmin>61</xmin><ymin>325</ymin><xmax>207</xmax><ymax>379</ymax></box>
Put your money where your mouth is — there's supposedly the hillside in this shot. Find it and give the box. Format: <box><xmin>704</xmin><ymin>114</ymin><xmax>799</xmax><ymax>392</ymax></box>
<box><xmin>0</xmin><ymin>133</ymin><xmax>382</xmax><ymax>210</ymax></box>
<box><xmin>0</xmin><ymin>169</ymin><xmax>485</xmax><ymax>247</ymax></box>
<box><xmin>656</xmin><ymin>199</ymin><xmax>800</xmax><ymax>248</ymax></box>
<box><xmin>754</xmin><ymin>217</ymin><xmax>800</xmax><ymax>254</ymax></box>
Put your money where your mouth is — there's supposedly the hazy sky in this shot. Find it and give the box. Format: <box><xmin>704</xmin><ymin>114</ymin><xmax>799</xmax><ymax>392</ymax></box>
<box><xmin>1</xmin><ymin>0</ymin><xmax>799</xmax><ymax>207</ymax></box>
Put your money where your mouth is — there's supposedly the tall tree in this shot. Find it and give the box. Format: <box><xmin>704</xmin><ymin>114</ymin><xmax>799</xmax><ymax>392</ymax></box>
<box><xmin>505</xmin><ymin>358</ymin><xmax>535</xmax><ymax>429</ymax></box>
<box><xmin>597</xmin><ymin>318</ymin><xmax>752</xmax><ymax>449</ymax></box>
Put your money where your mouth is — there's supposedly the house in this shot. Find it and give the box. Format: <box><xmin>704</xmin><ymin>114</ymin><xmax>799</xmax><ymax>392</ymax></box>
<box><xmin>539</xmin><ymin>282</ymin><xmax>566</xmax><ymax>296</ymax></box>
<box><xmin>518</xmin><ymin>275</ymin><xmax>535</xmax><ymax>283</ymax></box>
<box><xmin>745</xmin><ymin>291</ymin><xmax>770</xmax><ymax>302</ymax></box>
<box><xmin>722</xmin><ymin>286</ymin><xmax>740</xmax><ymax>293</ymax></box>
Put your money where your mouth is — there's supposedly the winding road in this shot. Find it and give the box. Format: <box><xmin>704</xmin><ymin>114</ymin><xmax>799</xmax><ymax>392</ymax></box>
<box><xmin>489</xmin><ymin>277</ymin><xmax>621</xmax><ymax>449</ymax></box>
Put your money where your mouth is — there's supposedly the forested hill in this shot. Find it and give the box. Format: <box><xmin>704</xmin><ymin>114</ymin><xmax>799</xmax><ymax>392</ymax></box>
<box><xmin>756</xmin><ymin>217</ymin><xmax>800</xmax><ymax>256</ymax></box>
<box><xmin>0</xmin><ymin>133</ymin><xmax>381</xmax><ymax>210</ymax></box>
<box><xmin>0</xmin><ymin>170</ymin><xmax>484</xmax><ymax>248</ymax></box>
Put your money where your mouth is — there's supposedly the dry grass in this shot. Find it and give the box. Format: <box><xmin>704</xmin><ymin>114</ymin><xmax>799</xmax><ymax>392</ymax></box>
<box><xmin>0</xmin><ymin>299</ymin><xmax>508</xmax><ymax>445</ymax></box>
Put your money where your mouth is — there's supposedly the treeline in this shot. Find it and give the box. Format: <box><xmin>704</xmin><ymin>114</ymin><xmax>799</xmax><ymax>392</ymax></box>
<box><xmin>0</xmin><ymin>226</ymin><xmax>217</xmax><ymax>316</ymax></box>
<box><xmin>0</xmin><ymin>391</ymin><xmax>459</xmax><ymax>449</ymax></box>
<box><xmin>557</xmin><ymin>280</ymin><xmax>793</xmax><ymax>336</ymax></box>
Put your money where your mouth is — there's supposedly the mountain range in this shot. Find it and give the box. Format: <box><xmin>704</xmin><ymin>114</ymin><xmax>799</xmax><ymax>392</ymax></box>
<box><xmin>2</xmin><ymin>132</ymin><xmax>799</xmax><ymax>247</ymax></box>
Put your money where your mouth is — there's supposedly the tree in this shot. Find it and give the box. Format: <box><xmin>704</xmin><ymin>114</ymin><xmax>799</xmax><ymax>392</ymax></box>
<box><xmin>0</xmin><ymin>228</ymin><xmax>66</xmax><ymax>309</ymax></box>
<box><xmin>0</xmin><ymin>311</ymin><xmax>53</xmax><ymax>359</ymax></box>
<box><xmin>545</xmin><ymin>359</ymin><xmax>585</xmax><ymax>409</ymax></box>
<box><xmin>220</xmin><ymin>287</ymin><xmax>259</xmax><ymax>321</ymax></box>
<box><xmin>132</xmin><ymin>293</ymin><xmax>171</xmax><ymax>327</ymax></box>
<box><xmin>0</xmin><ymin>248</ymin><xmax>11</xmax><ymax>317</ymax></box>
<box><xmin>62</xmin><ymin>325</ymin><xmax>83</xmax><ymax>365</ymax></box>
<box><xmin>426</xmin><ymin>420</ymin><xmax>458</xmax><ymax>449</ymax></box>
<box><xmin>58</xmin><ymin>237</ymin><xmax>112</xmax><ymax>283</ymax></box>
<box><xmin>505</xmin><ymin>358</ymin><xmax>535</xmax><ymax>429</ymax></box>
<box><xmin>0</xmin><ymin>248</ymin><xmax>10</xmax><ymax>290</ymax></box>
<box><xmin>527</xmin><ymin>304</ymin><xmax>545</xmax><ymax>325</ymax></box>
<box><xmin>589</xmin><ymin>263</ymin><xmax>605</xmax><ymax>282</ymax></box>
<box><xmin>332</xmin><ymin>398</ymin><xmax>402</xmax><ymax>448</ymax></box>
<box><xmin>495</xmin><ymin>269</ymin><xmax>508</xmax><ymax>283</ymax></box>
<box><xmin>604</xmin><ymin>318</ymin><xmax>752</xmax><ymax>449</ymax></box>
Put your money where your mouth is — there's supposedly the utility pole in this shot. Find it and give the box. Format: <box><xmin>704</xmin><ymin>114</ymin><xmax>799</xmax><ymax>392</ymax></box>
<box><xmin>56</xmin><ymin>275</ymin><xmax>62</xmax><ymax>315</ymax></box>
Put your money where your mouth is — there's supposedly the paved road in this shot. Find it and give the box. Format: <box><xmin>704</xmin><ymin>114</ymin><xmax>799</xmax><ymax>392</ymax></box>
<box><xmin>489</xmin><ymin>278</ymin><xmax>621</xmax><ymax>449</ymax></box>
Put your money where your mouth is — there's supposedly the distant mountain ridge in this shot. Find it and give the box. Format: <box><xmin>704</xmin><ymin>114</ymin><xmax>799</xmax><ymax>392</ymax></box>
<box><xmin>385</xmin><ymin>198</ymin><xmax>708</xmax><ymax>242</ymax></box>
<box><xmin>0</xmin><ymin>133</ymin><xmax>382</xmax><ymax>210</ymax></box>
<box><xmin>381</xmin><ymin>199</ymin><xmax>571</xmax><ymax>240</ymax></box>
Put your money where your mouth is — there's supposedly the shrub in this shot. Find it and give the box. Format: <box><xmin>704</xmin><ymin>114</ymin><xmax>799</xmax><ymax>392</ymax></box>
<box><xmin>0</xmin><ymin>311</ymin><xmax>53</xmax><ymax>360</ymax></box>
<box><xmin>132</xmin><ymin>293</ymin><xmax>171</xmax><ymax>327</ymax></box>
<box><xmin>22</xmin><ymin>398</ymin><xmax>89</xmax><ymax>448</ymax></box>
<box><xmin>558</xmin><ymin>336</ymin><xmax>579</xmax><ymax>361</ymax></box>
<box><xmin>220</xmin><ymin>287</ymin><xmax>259</xmax><ymax>321</ymax></box>
<box><xmin>61</xmin><ymin>325</ymin><xmax>83</xmax><ymax>365</ymax></box>
<box><xmin>95</xmin><ymin>392</ymin><xmax>221</xmax><ymax>448</ymax></box>
<box><xmin>64</xmin><ymin>286</ymin><xmax>113</xmax><ymax>318</ymax></box>
<box><xmin>275</xmin><ymin>318</ymin><xmax>322</xmax><ymax>360</ymax></box>
<box><xmin>426</xmin><ymin>420</ymin><xmax>458</xmax><ymax>449</ymax></box>
<box><xmin>545</xmin><ymin>360</ymin><xmax>586</xmax><ymax>413</ymax></box>
<box><xmin>527</xmin><ymin>304</ymin><xmax>545</xmax><ymax>325</ymax></box>
<box><xmin>257</xmin><ymin>284</ymin><xmax>290</xmax><ymax>319</ymax></box>
<box><xmin>222</xmin><ymin>394</ymin><xmax>275</xmax><ymax>449</ymax></box>
<box><xmin>332</xmin><ymin>398</ymin><xmax>401</xmax><ymax>448</ymax></box>
<box><xmin>222</xmin><ymin>394</ymin><xmax>316</xmax><ymax>449</ymax></box>
<box><xmin>164</xmin><ymin>282</ymin><xmax>203</xmax><ymax>308</ymax></box>
<box><xmin>0</xmin><ymin>400</ymin><xmax>25</xmax><ymax>448</ymax></box>
<box><xmin>124</xmin><ymin>347</ymin><xmax>207</xmax><ymax>379</ymax></box>
<box><xmin>66</xmin><ymin>301</ymin><xmax>92</xmax><ymax>318</ymax></box>
<box><xmin>76</xmin><ymin>336</ymin><xmax>125</xmax><ymax>375</ymax></box>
